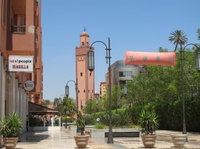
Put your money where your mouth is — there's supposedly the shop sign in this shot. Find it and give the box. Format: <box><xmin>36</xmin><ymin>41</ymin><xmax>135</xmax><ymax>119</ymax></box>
<box><xmin>24</xmin><ymin>80</ymin><xmax>34</xmax><ymax>91</ymax></box>
<box><xmin>8</xmin><ymin>55</ymin><xmax>34</xmax><ymax>72</ymax></box>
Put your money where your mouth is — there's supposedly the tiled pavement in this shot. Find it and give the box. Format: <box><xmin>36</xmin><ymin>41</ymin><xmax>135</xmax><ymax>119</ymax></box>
<box><xmin>1</xmin><ymin>126</ymin><xmax>200</xmax><ymax>149</ymax></box>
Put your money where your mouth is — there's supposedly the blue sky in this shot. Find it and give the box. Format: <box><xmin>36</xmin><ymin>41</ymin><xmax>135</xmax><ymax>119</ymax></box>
<box><xmin>42</xmin><ymin>0</ymin><xmax>200</xmax><ymax>101</ymax></box>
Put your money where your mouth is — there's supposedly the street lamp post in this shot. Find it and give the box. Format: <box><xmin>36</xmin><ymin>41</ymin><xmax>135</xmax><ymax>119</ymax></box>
<box><xmin>65</xmin><ymin>79</ymin><xmax>78</xmax><ymax>132</ymax></box>
<box><xmin>179</xmin><ymin>43</ymin><xmax>200</xmax><ymax>135</ymax></box>
<box><xmin>87</xmin><ymin>38</ymin><xmax>113</xmax><ymax>144</ymax></box>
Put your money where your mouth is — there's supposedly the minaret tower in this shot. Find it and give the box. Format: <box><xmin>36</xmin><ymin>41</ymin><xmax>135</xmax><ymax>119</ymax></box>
<box><xmin>76</xmin><ymin>31</ymin><xmax>94</xmax><ymax>111</ymax></box>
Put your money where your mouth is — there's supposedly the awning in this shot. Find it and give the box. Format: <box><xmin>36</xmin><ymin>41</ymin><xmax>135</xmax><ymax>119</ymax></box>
<box><xmin>28</xmin><ymin>101</ymin><xmax>58</xmax><ymax>115</ymax></box>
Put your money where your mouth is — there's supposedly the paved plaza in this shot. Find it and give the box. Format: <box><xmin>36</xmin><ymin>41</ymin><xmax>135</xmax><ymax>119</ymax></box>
<box><xmin>1</xmin><ymin>126</ymin><xmax>200</xmax><ymax>149</ymax></box>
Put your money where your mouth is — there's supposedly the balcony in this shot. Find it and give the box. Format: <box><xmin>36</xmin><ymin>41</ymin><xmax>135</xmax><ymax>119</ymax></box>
<box><xmin>7</xmin><ymin>25</ymin><xmax>35</xmax><ymax>56</ymax></box>
<box><xmin>11</xmin><ymin>25</ymin><xmax>26</xmax><ymax>34</ymax></box>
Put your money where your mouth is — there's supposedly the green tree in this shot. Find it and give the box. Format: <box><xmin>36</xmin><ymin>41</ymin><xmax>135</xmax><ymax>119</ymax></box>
<box><xmin>61</xmin><ymin>97</ymin><xmax>77</xmax><ymax>117</ymax></box>
<box><xmin>82</xmin><ymin>99</ymin><xmax>93</xmax><ymax>114</ymax></box>
<box><xmin>158</xmin><ymin>47</ymin><xmax>168</xmax><ymax>52</ymax></box>
<box><xmin>169</xmin><ymin>30</ymin><xmax>188</xmax><ymax>52</ymax></box>
<box><xmin>111</xmin><ymin>85</ymin><xmax>123</xmax><ymax>111</ymax></box>
<box><xmin>82</xmin><ymin>98</ymin><xmax>99</xmax><ymax>114</ymax></box>
<box><xmin>82</xmin><ymin>94</ymin><xmax>109</xmax><ymax>114</ymax></box>
<box><xmin>42</xmin><ymin>99</ymin><xmax>51</xmax><ymax>106</ymax></box>
<box><xmin>97</xmin><ymin>96</ymin><xmax>108</xmax><ymax>112</ymax></box>
<box><xmin>53</xmin><ymin>97</ymin><xmax>60</xmax><ymax>107</ymax></box>
<box><xmin>126</xmin><ymin>47</ymin><xmax>200</xmax><ymax>105</ymax></box>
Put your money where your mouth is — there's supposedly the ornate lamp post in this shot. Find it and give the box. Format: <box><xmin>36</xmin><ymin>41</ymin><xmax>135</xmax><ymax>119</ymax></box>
<box><xmin>87</xmin><ymin>38</ymin><xmax>113</xmax><ymax>143</ymax></box>
<box><xmin>65</xmin><ymin>79</ymin><xmax>78</xmax><ymax>132</ymax></box>
<box><xmin>65</xmin><ymin>80</ymin><xmax>78</xmax><ymax>107</ymax></box>
<box><xmin>179</xmin><ymin>43</ymin><xmax>200</xmax><ymax>134</ymax></box>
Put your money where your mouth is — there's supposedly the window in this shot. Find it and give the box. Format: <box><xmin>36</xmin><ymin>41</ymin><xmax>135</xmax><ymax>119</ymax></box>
<box><xmin>119</xmin><ymin>71</ymin><xmax>132</xmax><ymax>77</ymax></box>
<box><xmin>12</xmin><ymin>15</ymin><xmax>26</xmax><ymax>33</ymax></box>
<box><xmin>80</xmin><ymin>72</ymin><xmax>83</xmax><ymax>76</ymax></box>
<box><xmin>17</xmin><ymin>15</ymin><xmax>26</xmax><ymax>25</ymax></box>
<box><xmin>36</xmin><ymin>0</ymin><xmax>39</xmax><ymax>6</ymax></box>
<box><xmin>82</xmin><ymin>42</ymin><xmax>84</xmax><ymax>46</ymax></box>
<box><xmin>116</xmin><ymin>62</ymin><xmax>125</xmax><ymax>68</ymax></box>
<box><xmin>119</xmin><ymin>71</ymin><xmax>124</xmax><ymax>77</ymax></box>
<box><xmin>84</xmin><ymin>90</ymin><xmax>85</xmax><ymax>93</ymax></box>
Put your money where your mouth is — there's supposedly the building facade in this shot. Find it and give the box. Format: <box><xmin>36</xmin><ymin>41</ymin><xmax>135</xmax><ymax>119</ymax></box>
<box><xmin>0</xmin><ymin>0</ymin><xmax>43</xmax><ymax>145</ymax></box>
<box><xmin>76</xmin><ymin>31</ymin><xmax>94</xmax><ymax>111</ymax></box>
<box><xmin>75</xmin><ymin>32</ymin><xmax>142</xmax><ymax>110</ymax></box>
<box><xmin>106</xmin><ymin>60</ymin><xmax>141</xmax><ymax>91</ymax></box>
<box><xmin>99</xmin><ymin>82</ymin><xmax>106</xmax><ymax>98</ymax></box>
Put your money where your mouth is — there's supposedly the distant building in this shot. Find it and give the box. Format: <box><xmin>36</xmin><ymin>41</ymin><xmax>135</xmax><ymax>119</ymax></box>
<box><xmin>76</xmin><ymin>31</ymin><xmax>94</xmax><ymax>111</ymax></box>
<box><xmin>75</xmin><ymin>32</ymin><xmax>142</xmax><ymax>110</ymax></box>
<box><xmin>106</xmin><ymin>60</ymin><xmax>141</xmax><ymax>92</ymax></box>
<box><xmin>99</xmin><ymin>82</ymin><xmax>106</xmax><ymax>98</ymax></box>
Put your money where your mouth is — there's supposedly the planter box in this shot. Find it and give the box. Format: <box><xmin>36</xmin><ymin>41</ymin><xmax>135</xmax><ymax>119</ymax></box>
<box><xmin>3</xmin><ymin>137</ymin><xmax>18</xmax><ymax>149</ymax></box>
<box><xmin>171</xmin><ymin>134</ymin><xmax>187</xmax><ymax>148</ymax></box>
<box><xmin>141</xmin><ymin>135</ymin><xmax>157</xmax><ymax>148</ymax></box>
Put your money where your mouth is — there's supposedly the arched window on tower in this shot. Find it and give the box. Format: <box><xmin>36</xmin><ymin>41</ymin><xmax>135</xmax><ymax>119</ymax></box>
<box><xmin>82</xmin><ymin>42</ymin><xmax>84</xmax><ymax>46</ymax></box>
<box><xmin>80</xmin><ymin>72</ymin><xmax>83</xmax><ymax>76</ymax></box>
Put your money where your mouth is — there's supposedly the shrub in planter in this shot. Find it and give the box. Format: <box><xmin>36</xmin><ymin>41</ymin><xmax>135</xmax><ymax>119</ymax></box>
<box><xmin>74</xmin><ymin>111</ymin><xmax>90</xmax><ymax>148</ymax></box>
<box><xmin>138</xmin><ymin>109</ymin><xmax>159</xmax><ymax>148</ymax></box>
<box><xmin>0</xmin><ymin>112</ymin><xmax>22</xmax><ymax>137</ymax></box>
<box><xmin>0</xmin><ymin>112</ymin><xmax>22</xmax><ymax>149</ymax></box>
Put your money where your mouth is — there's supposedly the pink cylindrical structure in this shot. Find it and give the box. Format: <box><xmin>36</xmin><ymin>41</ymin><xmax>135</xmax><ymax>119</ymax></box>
<box><xmin>125</xmin><ymin>51</ymin><xmax>176</xmax><ymax>66</ymax></box>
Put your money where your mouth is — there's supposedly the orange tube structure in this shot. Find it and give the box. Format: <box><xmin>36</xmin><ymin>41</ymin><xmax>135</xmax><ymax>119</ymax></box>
<box><xmin>125</xmin><ymin>51</ymin><xmax>176</xmax><ymax>66</ymax></box>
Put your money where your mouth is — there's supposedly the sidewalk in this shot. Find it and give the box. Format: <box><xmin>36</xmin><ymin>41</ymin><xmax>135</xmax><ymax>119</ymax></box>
<box><xmin>1</xmin><ymin>126</ymin><xmax>200</xmax><ymax>149</ymax></box>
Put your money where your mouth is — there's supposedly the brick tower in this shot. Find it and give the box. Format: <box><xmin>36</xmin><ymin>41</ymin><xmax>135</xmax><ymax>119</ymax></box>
<box><xmin>76</xmin><ymin>31</ymin><xmax>94</xmax><ymax>111</ymax></box>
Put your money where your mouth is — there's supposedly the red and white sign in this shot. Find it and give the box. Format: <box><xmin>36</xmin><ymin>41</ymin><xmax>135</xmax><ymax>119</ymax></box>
<box><xmin>8</xmin><ymin>56</ymin><xmax>34</xmax><ymax>72</ymax></box>
<box><xmin>125</xmin><ymin>51</ymin><xmax>176</xmax><ymax>66</ymax></box>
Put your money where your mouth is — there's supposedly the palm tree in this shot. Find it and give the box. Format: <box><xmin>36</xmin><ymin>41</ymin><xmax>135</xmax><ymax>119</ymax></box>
<box><xmin>168</xmin><ymin>30</ymin><xmax>188</xmax><ymax>52</ymax></box>
<box><xmin>169</xmin><ymin>30</ymin><xmax>188</xmax><ymax>135</ymax></box>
